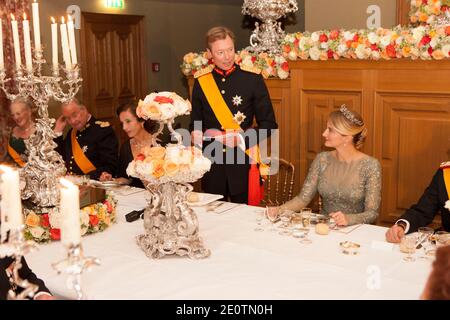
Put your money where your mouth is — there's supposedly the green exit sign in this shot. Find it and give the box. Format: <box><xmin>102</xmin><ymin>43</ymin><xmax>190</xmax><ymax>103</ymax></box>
<box><xmin>105</xmin><ymin>0</ymin><xmax>124</xmax><ymax>8</ymax></box>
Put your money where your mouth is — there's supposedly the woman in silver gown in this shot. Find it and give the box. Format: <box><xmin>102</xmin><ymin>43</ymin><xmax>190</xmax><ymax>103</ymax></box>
<box><xmin>280</xmin><ymin>105</ymin><xmax>381</xmax><ymax>227</ymax></box>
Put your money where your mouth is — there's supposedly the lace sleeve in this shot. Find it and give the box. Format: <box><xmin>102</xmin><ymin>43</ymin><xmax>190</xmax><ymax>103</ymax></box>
<box><xmin>346</xmin><ymin>159</ymin><xmax>382</xmax><ymax>225</ymax></box>
<box><xmin>280</xmin><ymin>153</ymin><xmax>323</xmax><ymax>212</ymax></box>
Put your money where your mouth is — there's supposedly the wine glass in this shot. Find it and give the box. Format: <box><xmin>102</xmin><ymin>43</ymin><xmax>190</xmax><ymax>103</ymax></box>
<box><xmin>435</xmin><ymin>231</ymin><xmax>450</xmax><ymax>247</ymax></box>
<box><xmin>265</xmin><ymin>204</ymin><xmax>280</xmax><ymax>232</ymax></box>
<box><xmin>278</xmin><ymin>209</ymin><xmax>292</xmax><ymax>236</ymax></box>
<box><xmin>301</xmin><ymin>208</ymin><xmax>312</xmax><ymax>228</ymax></box>
<box><xmin>400</xmin><ymin>234</ymin><xmax>417</xmax><ymax>262</ymax></box>
<box><xmin>417</xmin><ymin>227</ymin><xmax>434</xmax><ymax>260</ymax></box>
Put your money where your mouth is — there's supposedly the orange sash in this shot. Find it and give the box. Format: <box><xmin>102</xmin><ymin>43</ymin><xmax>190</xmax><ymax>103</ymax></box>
<box><xmin>71</xmin><ymin>129</ymin><xmax>96</xmax><ymax>174</ymax></box>
<box><xmin>7</xmin><ymin>140</ymin><xmax>25</xmax><ymax>168</ymax></box>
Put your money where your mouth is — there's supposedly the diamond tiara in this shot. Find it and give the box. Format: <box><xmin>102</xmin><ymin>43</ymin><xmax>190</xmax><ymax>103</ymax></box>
<box><xmin>339</xmin><ymin>105</ymin><xmax>364</xmax><ymax>126</ymax></box>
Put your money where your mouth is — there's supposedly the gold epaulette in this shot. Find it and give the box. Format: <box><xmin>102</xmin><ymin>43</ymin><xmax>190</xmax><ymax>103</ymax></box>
<box><xmin>240</xmin><ymin>64</ymin><xmax>261</xmax><ymax>75</ymax></box>
<box><xmin>194</xmin><ymin>65</ymin><xmax>214</xmax><ymax>79</ymax></box>
<box><xmin>440</xmin><ymin>161</ymin><xmax>450</xmax><ymax>168</ymax></box>
<box><xmin>95</xmin><ymin>120</ymin><xmax>110</xmax><ymax>128</ymax></box>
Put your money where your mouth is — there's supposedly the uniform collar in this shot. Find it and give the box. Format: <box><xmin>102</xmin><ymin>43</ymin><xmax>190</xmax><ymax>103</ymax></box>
<box><xmin>214</xmin><ymin>64</ymin><xmax>236</xmax><ymax>77</ymax></box>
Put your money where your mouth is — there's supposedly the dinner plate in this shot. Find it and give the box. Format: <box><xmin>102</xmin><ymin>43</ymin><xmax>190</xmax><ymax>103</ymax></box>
<box><xmin>186</xmin><ymin>193</ymin><xmax>224</xmax><ymax>206</ymax></box>
<box><xmin>90</xmin><ymin>180</ymin><xmax>129</xmax><ymax>188</ymax></box>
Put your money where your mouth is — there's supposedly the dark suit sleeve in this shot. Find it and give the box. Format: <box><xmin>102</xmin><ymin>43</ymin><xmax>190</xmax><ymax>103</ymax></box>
<box><xmin>55</xmin><ymin>135</ymin><xmax>66</xmax><ymax>161</ymax></box>
<box><xmin>18</xmin><ymin>257</ymin><xmax>50</xmax><ymax>296</ymax></box>
<box><xmin>116</xmin><ymin>141</ymin><xmax>132</xmax><ymax>179</ymax></box>
<box><xmin>245</xmin><ymin>75</ymin><xmax>278</xmax><ymax>149</ymax></box>
<box><xmin>190</xmin><ymin>80</ymin><xmax>204</xmax><ymax>132</ymax></box>
<box><xmin>90</xmin><ymin>127</ymin><xmax>119</xmax><ymax>180</ymax></box>
<box><xmin>400</xmin><ymin>169</ymin><xmax>442</xmax><ymax>233</ymax></box>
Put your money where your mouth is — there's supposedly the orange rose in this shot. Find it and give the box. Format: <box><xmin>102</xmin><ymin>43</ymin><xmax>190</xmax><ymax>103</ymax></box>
<box><xmin>164</xmin><ymin>161</ymin><xmax>179</xmax><ymax>177</ymax></box>
<box><xmin>26</xmin><ymin>212</ymin><xmax>40</xmax><ymax>228</ymax></box>
<box><xmin>145</xmin><ymin>146</ymin><xmax>166</xmax><ymax>160</ymax></box>
<box><xmin>151</xmin><ymin>159</ymin><xmax>165</xmax><ymax>178</ymax></box>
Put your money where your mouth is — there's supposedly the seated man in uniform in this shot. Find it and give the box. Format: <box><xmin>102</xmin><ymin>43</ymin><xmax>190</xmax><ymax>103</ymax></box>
<box><xmin>385</xmin><ymin>161</ymin><xmax>450</xmax><ymax>243</ymax></box>
<box><xmin>54</xmin><ymin>98</ymin><xmax>119</xmax><ymax>181</ymax></box>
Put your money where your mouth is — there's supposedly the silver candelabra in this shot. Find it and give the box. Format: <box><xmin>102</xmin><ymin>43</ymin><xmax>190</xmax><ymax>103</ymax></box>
<box><xmin>242</xmin><ymin>0</ymin><xmax>298</xmax><ymax>54</ymax></box>
<box><xmin>0</xmin><ymin>49</ymin><xmax>82</xmax><ymax>207</ymax></box>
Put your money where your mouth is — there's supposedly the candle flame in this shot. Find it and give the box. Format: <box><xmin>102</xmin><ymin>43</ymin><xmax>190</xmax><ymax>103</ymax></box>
<box><xmin>10</xmin><ymin>14</ymin><xmax>15</xmax><ymax>20</ymax></box>
<box><xmin>0</xmin><ymin>164</ymin><xmax>14</xmax><ymax>174</ymax></box>
<box><xmin>51</xmin><ymin>17</ymin><xmax>55</xmax><ymax>24</ymax></box>
<box><xmin>61</xmin><ymin>16</ymin><xmax>65</xmax><ymax>24</ymax></box>
<box><xmin>23</xmin><ymin>13</ymin><xmax>27</xmax><ymax>20</ymax></box>
<box><xmin>60</xmin><ymin>177</ymin><xmax>75</xmax><ymax>189</ymax></box>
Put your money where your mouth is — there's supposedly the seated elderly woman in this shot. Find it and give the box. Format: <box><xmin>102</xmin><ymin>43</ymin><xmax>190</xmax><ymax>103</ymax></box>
<box><xmin>280</xmin><ymin>105</ymin><xmax>381</xmax><ymax>227</ymax></box>
<box><xmin>6</xmin><ymin>97</ymin><xmax>35</xmax><ymax>167</ymax></box>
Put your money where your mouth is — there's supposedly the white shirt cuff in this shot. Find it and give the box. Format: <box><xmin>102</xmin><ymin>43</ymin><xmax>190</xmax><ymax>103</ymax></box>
<box><xmin>396</xmin><ymin>219</ymin><xmax>410</xmax><ymax>234</ymax></box>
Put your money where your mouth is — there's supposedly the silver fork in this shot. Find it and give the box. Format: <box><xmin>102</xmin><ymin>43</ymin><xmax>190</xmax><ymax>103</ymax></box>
<box><xmin>206</xmin><ymin>201</ymin><xmax>225</xmax><ymax>212</ymax></box>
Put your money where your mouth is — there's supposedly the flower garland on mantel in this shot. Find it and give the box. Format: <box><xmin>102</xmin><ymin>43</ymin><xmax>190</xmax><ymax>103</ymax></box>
<box><xmin>181</xmin><ymin>24</ymin><xmax>450</xmax><ymax>80</ymax></box>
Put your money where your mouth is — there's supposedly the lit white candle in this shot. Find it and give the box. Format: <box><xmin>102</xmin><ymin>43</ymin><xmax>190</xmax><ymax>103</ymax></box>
<box><xmin>22</xmin><ymin>13</ymin><xmax>33</xmax><ymax>73</ymax></box>
<box><xmin>0</xmin><ymin>165</ymin><xmax>23</xmax><ymax>232</ymax></box>
<box><xmin>0</xmin><ymin>18</ymin><xmax>4</xmax><ymax>70</ymax></box>
<box><xmin>60</xmin><ymin>17</ymin><xmax>71</xmax><ymax>70</ymax></box>
<box><xmin>32</xmin><ymin>0</ymin><xmax>42</xmax><ymax>53</ymax></box>
<box><xmin>59</xmin><ymin>178</ymin><xmax>81</xmax><ymax>246</ymax></box>
<box><xmin>51</xmin><ymin>17</ymin><xmax>58</xmax><ymax>71</ymax></box>
<box><xmin>67</xmin><ymin>15</ymin><xmax>77</xmax><ymax>66</ymax></box>
<box><xmin>10</xmin><ymin>14</ymin><xmax>22</xmax><ymax>70</ymax></box>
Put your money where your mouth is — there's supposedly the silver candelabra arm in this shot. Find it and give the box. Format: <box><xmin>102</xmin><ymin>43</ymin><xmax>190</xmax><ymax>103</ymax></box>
<box><xmin>52</xmin><ymin>243</ymin><xmax>100</xmax><ymax>300</ymax></box>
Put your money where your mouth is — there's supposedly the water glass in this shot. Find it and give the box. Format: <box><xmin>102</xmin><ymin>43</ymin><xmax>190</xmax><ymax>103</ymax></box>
<box><xmin>301</xmin><ymin>208</ymin><xmax>312</xmax><ymax>228</ymax></box>
<box><xmin>254</xmin><ymin>210</ymin><xmax>264</xmax><ymax>232</ymax></box>
<box><xmin>278</xmin><ymin>210</ymin><xmax>292</xmax><ymax>236</ymax></box>
<box><xmin>435</xmin><ymin>231</ymin><xmax>450</xmax><ymax>247</ymax></box>
<box><xmin>417</xmin><ymin>227</ymin><xmax>434</xmax><ymax>259</ymax></box>
<box><xmin>400</xmin><ymin>234</ymin><xmax>417</xmax><ymax>262</ymax></box>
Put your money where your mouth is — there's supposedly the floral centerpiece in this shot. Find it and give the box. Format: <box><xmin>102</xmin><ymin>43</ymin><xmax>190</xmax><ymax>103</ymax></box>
<box><xmin>137</xmin><ymin>91</ymin><xmax>192</xmax><ymax>122</ymax></box>
<box><xmin>410</xmin><ymin>0</ymin><xmax>450</xmax><ymax>25</ymax></box>
<box><xmin>127</xmin><ymin>144</ymin><xmax>211</xmax><ymax>184</ymax></box>
<box><xmin>128</xmin><ymin>91</ymin><xmax>211</xmax><ymax>259</ymax></box>
<box><xmin>23</xmin><ymin>193</ymin><xmax>117</xmax><ymax>243</ymax></box>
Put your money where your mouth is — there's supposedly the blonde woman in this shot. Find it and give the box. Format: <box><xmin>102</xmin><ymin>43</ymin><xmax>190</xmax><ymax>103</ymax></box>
<box><xmin>280</xmin><ymin>105</ymin><xmax>381</xmax><ymax>226</ymax></box>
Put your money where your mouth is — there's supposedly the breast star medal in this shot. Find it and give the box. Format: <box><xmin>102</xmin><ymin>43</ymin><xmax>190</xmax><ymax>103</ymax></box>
<box><xmin>232</xmin><ymin>95</ymin><xmax>243</xmax><ymax>106</ymax></box>
<box><xmin>82</xmin><ymin>145</ymin><xmax>88</xmax><ymax>153</ymax></box>
<box><xmin>233</xmin><ymin>111</ymin><xmax>246</xmax><ymax>125</ymax></box>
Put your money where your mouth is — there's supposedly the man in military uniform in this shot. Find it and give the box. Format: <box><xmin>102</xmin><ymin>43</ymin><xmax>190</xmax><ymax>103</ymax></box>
<box><xmin>190</xmin><ymin>26</ymin><xmax>278</xmax><ymax>204</ymax></box>
<box><xmin>386</xmin><ymin>162</ymin><xmax>450</xmax><ymax>243</ymax></box>
<box><xmin>55</xmin><ymin>98</ymin><xmax>118</xmax><ymax>181</ymax></box>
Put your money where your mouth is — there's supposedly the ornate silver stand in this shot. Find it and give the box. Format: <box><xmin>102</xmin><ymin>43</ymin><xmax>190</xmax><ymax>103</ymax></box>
<box><xmin>0</xmin><ymin>226</ymin><xmax>39</xmax><ymax>300</ymax></box>
<box><xmin>0</xmin><ymin>49</ymin><xmax>82</xmax><ymax>207</ymax></box>
<box><xmin>137</xmin><ymin>182</ymin><xmax>211</xmax><ymax>259</ymax></box>
<box><xmin>52</xmin><ymin>243</ymin><xmax>100</xmax><ymax>300</ymax></box>
<box><xmin>242</xmin><ymin>0</ymin><xmax>298</xmax><ymax>54</ymax></box>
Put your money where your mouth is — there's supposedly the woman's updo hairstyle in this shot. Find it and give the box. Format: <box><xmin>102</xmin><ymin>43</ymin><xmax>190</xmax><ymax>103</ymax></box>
<box><xmin>328</xmin><ymin>104</ymin><xmax>367</xmax><ymax>149</ymax></box>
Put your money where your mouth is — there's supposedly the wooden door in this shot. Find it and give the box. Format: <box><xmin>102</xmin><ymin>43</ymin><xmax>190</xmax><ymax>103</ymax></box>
<box><xmin>80</xmin><ymin>12</ymin><xmax>147</xmax><ymax>143</ymax></box>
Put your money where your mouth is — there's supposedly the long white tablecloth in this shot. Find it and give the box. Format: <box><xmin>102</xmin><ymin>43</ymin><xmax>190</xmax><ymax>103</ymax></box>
<box><xmin>27</xmin><ymin>189</ymin><xmax>432</xmax><ymax>300</ymax></box>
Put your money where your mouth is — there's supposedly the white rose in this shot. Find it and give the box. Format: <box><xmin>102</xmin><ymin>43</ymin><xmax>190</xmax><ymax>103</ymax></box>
<box><xmin>242</xmin><ymin>55</ymin><xmax>253</xmax><ymax>66</ymax></box>
<box><xmin>299</xmin><ymin>37</ymin><xmax>307</xmax><ymax>50</ymax></box>
<box><xmin>309</xmin><ymin>47</ymin><xmax>321</xmax><ymax>60</ymax></box>
<box><xmin>288</xmin><ymin>50</ymin><xmax>297</xmax><ymax>61</ymax></box>
<box><xmin>343</xmin><ymin>31</ymin><xmax>355</xmax><ymax>41</ymax></box>
<box><xmin>48</xmin><ymin>210</ymin><xmax>62</xmax><ymax>229</ymax></box>
<box><xmin>179</xmin><ymin>149</ymin><xmax>193</xmax><ymax>165</ymax></box>
<box><xmin>395</xmin><ymin>36</ymin><xmax>403</xmax><ymax>46</ymax></box>
<box><xmin>445</xmin><ymin>200</ymin><xmax>450</xmax><ymax>210</ymax></box>
<box><xmin>412</xmin><ymin>26</ymin><xmax>426</xmax><ymax>42</ymax></box>
<box><xmin>430</xmin><ymin>38</ymin><xmax>438</xmax><ymax>49</ymax></box>
<box><xmin>337</xmin><ymin>44</ymin><xmax>348</xmax><ymax>55</ymax></box>
<box><xmin>380</xmin><ymin>35</ymin><xmax>391</xmax><ymax>47</ymax></box>
<box><xmin>355</xmin><ymin>44</ymin><xmax>368</xmax><ymax>59</ymax></box>
<box><xmin>284</xmin><ymin>34</ymin><xmax>295</xmax><ymax>43</ymax></box>
<box><xmin>30</xmin><ymin>226</ymin><xmax>45</xmax><ymax>239</ymax></box>
<box><xmin>277</xmin><ymin>68</ymin><xmax>289</xmax><ymax>79</ymax></box>
<box><xmin>311</xmin><ymin>32</ymin><xmax>320</xmax><ymax>42</ymax></box>
<box><xmin>442</xmin><ymin>44</ymin><xmax>450</xmax><ymax>57</ymax></box>
<box><xmin>368</xmin><ymin>32</ymin><xmax>379</xmax><ymax>44</ymax></box>
<box><xmin>371</xmin><ymin>50</ymin><xmax>381</xmax><ymax>60</ymax></box>
<box><xmin>193</xmin><ymin>156</ymin><xmax>212</xmax><ymax>172</ymax></box>
<box><xmin>158</xmin><ymin>104</ymin><xmax>176</xmax><ymax>120</ymax></box>
<box><xmin>166</xmin><ymin>145</ymin><xmax>182</xmax><ymax>164</ymax></box>
<box><xmin>320</xmin><ymin>42</ymin><xmax>329</xmax><ymax>50</ymax></box>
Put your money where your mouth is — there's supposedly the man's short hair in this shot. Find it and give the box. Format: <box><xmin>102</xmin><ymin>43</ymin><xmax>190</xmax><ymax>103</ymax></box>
<box><xmin>206</xmin><ymin>26</ymin><xmax>235</xmax><ymax>49</ymax></box>
<box><xmin>63</xmin><ymin>97</ymin><xmax>86</xmax><ymax>110</ymax></box>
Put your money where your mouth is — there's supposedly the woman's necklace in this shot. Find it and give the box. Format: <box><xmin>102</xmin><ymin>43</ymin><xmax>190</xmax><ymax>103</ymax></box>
<box><xmin>131</xmin><ymin>135</ymin><xmax>154</xmax><ymax>150</ymax></box>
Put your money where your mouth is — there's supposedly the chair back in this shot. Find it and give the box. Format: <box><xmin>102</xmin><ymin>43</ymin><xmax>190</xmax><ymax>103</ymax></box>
<box><xmin>262</xmin><ymin>158</ymin><xmax>295</xmax><ymax>206</ymax></box>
